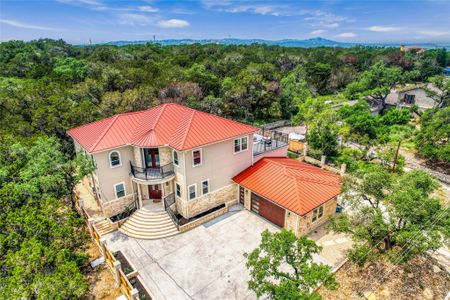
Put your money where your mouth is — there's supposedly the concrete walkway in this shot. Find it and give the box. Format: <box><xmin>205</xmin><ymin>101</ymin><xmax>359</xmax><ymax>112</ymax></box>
<box><xmin>104</xmin><ymin>206</ymin><xmax>349</xmax><ymax>300</ymax></box>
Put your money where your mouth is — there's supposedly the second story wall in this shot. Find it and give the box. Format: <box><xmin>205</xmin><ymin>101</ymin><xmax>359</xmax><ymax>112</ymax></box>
<box><xmin>183</xmin><ymin>134</ymin><xmax>253</xmax><ymax>195</ymax></box>
<box><xmin>94</xmin><ymin>146</ymin><xmax>134</xmax><ymax>201</ymax></box>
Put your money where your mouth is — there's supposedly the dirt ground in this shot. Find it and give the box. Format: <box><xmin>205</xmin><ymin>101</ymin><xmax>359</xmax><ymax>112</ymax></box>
<box><xmin>85</xmin><ymin>241</ymin><xmax>121</xmax><ymax>300</ymax></box>
<box><xmin>318</xmin><ymin>255</ymin><xmax>450</xmax><ymax>300</ymax></box>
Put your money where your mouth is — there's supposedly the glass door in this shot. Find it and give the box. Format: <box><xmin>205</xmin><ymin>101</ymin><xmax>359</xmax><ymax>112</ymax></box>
<box><xmin>143</xmin><ymin>148</ymin><xmax>160</xmax><ymax>168</ymax></box>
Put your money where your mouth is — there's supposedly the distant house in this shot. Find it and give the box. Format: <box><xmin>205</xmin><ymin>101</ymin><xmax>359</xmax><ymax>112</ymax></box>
<box><xmin>443</xmin><ymin>67</ymin><xmax>450</xmax><ymax>76</ymax></box>
<box><xmin>400</xmin><ymin>44</ymin><xmax>425</xmax><ymax>54</ymax></box>
<box><xmin>385</xmin><ymin>84</ymin><xmax>438</xmax><ymax>111</ymax></box>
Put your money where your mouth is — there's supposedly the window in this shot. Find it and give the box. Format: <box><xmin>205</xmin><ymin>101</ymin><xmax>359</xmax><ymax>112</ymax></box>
<box><xmin>114</xmin><ymin>182</ymin><xmax>125</xmax><ymax>198</ymax></box>
<box><xmin>173</xmin><ymin>150</ymin><xmax>179</xmax><ymax>166</ymax></box>
<box><xmin>176</xmin><ymin>183</ymin><xmax>181</xmax><ymax>197</ymax></box>
<box><xmin>234</xmin><ymin>139</ymin><xmax>241</xmax><ymax>153</ymax></box>
<box><xmin>241</xmin><ymin>136</ymin><xmax>248</xmax><ymax>151</ymax></box>
<box><xmin>312</xmin><ymin>206</ymin><xmax>324</xmax><ymax>223</ymax></box>
<box><xmin>234</xmin><ymin>136</ymin><xmax>248</xmax><ymax>153</ymax></box>
<box><xmin>109</xmin><ymin>151</ymin><xmax>121</xmax><ymax>167</ymax></box>
<box><xmin>312</xmin><ymin>208</ymin><xmax>318</xmax><ymax>222</ymax></box>
<box><xmin>188</xmin><ymin>184</ymin><xmax>196</xmax><ymax>200</ymax></box>
<box><xmin>201</xmin><ymin>179</ymin><xmax>209</xmax><ymax>195</ymax></box>
<box><xmin>404</xmin><ymin>94</ymin><xmax>415</xmax><ymax>104</ymax></box>
<box><xmin>192</xmin><ymin>149</ymin><xmax>202</xmax><ymax>166</ymax></box>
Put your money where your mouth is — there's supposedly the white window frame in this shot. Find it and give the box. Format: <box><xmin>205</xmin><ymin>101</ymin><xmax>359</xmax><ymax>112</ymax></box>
<box><xmin>234</xmin><ymin>136</ymin><xmax>249</xmax><ymax>154</ymax></box>
<box><xmin>175</xmin><ymin>182</ymin><xmax>181</xmax><ymax>198</ymax></box>
<box><xmin>188</xmin><ymin>183</ymin><xmax>197</xmax><ymax>200</ymax></box>
<box><xmin>109</xmin><ymin>150</ymin><xmax>122</xmax><ymax>168</ymax></box>
<box><xmin>173</xmin><ymin>150</ymin><xmax>179</xmax><ymax>167</ymax></box>
<box><xmin>113</xmin><ymin>182</ymin><xmax>126</xmax><ymax>199</ymax></box>
<box><xmin>201</xmin><ymin>179</ymin><xmax>210</xmax><ymax>196</ymax></box>
<box><xmin>192</xmin><ymin>148</ymin><xmax>202</xmax><ymax>167</ymax></box>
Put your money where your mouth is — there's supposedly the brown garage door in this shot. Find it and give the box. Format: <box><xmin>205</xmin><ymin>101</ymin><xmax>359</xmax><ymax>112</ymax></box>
<box><xmin>251</xmin><ymin>193</ymin><xmax>285</xmax><ymax>228</ymax></box>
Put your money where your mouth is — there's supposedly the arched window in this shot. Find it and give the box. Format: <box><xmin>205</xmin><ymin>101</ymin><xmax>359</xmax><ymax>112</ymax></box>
<box><xmin>109</xmin><ymin>151</ymin><xmax>121</xmax><ymax>167</ymax></box>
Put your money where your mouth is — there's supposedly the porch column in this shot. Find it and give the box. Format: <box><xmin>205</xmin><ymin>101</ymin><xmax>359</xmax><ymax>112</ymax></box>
<box><xmin>137</xmin><ymin>184</ymin><xmax>143</xmax><ymax>208</ymax></box>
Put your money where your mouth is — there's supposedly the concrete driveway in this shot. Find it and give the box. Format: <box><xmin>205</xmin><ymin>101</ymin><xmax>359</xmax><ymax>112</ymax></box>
<box><xmin>104</xmin><ymin>205</ymin><xmax>350</xmax><ymax>300</ymax></box>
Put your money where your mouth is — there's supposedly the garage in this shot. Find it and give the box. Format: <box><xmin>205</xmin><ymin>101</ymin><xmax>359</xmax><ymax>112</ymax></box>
<box><xmin>251</xmin><ymin>193</ymin><xmax>285</xmax><ymax>228</ymax></box>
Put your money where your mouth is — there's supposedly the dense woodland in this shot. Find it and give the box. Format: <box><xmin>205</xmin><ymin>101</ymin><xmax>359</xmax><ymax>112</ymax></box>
<box><xmin>0</xmin><ymin>39</ymin><xmax>449</xmax><ymax>298</ymax></box>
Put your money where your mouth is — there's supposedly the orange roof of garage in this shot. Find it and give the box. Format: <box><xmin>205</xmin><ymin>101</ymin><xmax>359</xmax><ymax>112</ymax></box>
<box><xmin>233</xmin><ymin>157</ymin><xmax>341</xmax><ymax>216</ymax></box>
<box><xmin>67</xmin><ymin>103</ymin><xmax>257</xmax><ymax>153</ymax></box>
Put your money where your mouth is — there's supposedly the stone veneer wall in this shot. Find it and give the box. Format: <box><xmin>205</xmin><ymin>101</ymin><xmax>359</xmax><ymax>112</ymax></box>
<box><xmin>101</xmin><ymin>194</ymin><xmax>135</xmax><ymax>217</ymax></box>
<box><xmin>297</xmin><ymin>197</ymin><xmax>337</xmax><ymax>236</ymax></box>
<box><xmin>284</xmin><ymin>210</ymin><xmax>300</xmax><ymax>235</ymax></box>
<box><xmin>176</xmin><ymin>183</ymin><xmax>237</xmax><ymax>219</ymax></box>
<box><xmin>133</xmin><ymin>147</ymin><xmax>142</xmax><ymax>167</ymax></box>
<box><xmin>159</xmin><ymin>147</ymin><xmax>172</xmax><ymax>165</ymax></box>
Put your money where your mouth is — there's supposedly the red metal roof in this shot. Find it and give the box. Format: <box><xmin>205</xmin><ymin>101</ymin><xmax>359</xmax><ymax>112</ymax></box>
<box><xmin>233</xmin><ymin>157</ymin><xmax>341</xmax><ymax>216</ymax></box>
<box><xmin>67</xmin><ymin>103</ymin><xmax>257</xmax><ymax>152</ymax></box>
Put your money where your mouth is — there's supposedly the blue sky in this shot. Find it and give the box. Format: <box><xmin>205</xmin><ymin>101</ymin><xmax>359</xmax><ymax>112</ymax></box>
<box><xmin>1</xmin><ymin>0</ymin><xmax>449</xmax><ymax>44</ymax></box>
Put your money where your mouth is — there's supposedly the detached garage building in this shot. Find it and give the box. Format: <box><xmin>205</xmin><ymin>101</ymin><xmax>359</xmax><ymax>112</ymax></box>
<box><xmin>233</xmin><ymin>157</ymin><xmax>341</xmax><ymax>236</ymax></box>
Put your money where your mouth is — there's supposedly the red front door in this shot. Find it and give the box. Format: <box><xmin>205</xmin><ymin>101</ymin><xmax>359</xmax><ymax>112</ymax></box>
<box><xmin>148</xmin><ymin>185</ymin><xmax>162</xmax><ymax>199</ymax></box>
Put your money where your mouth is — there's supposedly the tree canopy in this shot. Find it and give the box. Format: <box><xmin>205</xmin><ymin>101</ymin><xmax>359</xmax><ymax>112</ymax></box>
<box><xmin>245</xmin><ymin>229</ymin><xmax>337</xmax><ymax>300</ymax></box>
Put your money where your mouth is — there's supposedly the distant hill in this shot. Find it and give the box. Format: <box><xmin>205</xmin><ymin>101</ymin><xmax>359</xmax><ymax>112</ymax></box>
<box><xmin>101</xmin><ymin>37</ymin><xmax>449</xmax><ymax>49</ymax></box>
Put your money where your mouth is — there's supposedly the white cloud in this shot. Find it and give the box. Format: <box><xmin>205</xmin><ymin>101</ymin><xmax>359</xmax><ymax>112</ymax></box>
<box><xmin>118</xmin><ymin>14</ymin><xmax>152</xmax><ymax>26</ymax></box>
<box><xmin>367</xmin><ymin>25</ymin><xmax>401</xmax><ymax>32</ymax></box>
<box><xmin>418</xmin><ymin>30</ymin><xmax>449</xmax><ymax>37</ymax></box>
<box><xmin>0</xmin><ymin>19</ymin><xmax>57</xmax><ymax>31</ymax></box>
<box><xmin>310</xmin><ymin>29</ymin><xmax>326</xmax><ymax>35</ymax></box>
<box><xmin>138</xmin><ymin>6</ymin><xmax>159</xmax><ymax>13</ymax></box>
<box><xmin>334</xmin><ymin>32</ymin><xmax>356</xmax><ymax>38</ymax></box>
<box><xmin>321</xmin><ymin>22</ymin><xmax>339</xmax><ymax>28</ymax></box>
<box><xmin>157</xmin><ymin>19</ymin><xmax>190</xmax><ymax>28</ymax></box>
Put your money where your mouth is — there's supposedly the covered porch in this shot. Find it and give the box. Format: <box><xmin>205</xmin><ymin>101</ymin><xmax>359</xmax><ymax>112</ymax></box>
<box><xmin>131</xmin><ymin>177</ymin><xmax>175</xmax><ymax>211</ymax></box>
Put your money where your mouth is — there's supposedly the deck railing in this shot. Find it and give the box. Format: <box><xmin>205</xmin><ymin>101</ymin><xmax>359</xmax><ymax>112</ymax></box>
<box><xmin>253</xmin><ymin>128</ymin><xmax>289</xmax><ymax>156</ymax></box>
<box><xmin>130</xmin><ymin>162</ymin><xmax>174</xmax><ymax>181</ymax></box>
<box><xmin>163</xmin><ymin>193</ymin><xmax>179</xmax><ymax>229</ymax></box>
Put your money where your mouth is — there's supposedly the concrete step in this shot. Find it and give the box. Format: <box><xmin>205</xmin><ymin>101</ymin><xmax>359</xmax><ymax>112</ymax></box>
<box><xmin>94</xmin><ymin>219</ymin><xmax>115</xmax><ymax>235</ymax></box>
<box><xmin>119</xmin><ymin>209</ymin><xmax>179</xmax><ymax>240</ymax></box>
<box><xmin>120</xmin><ymin>224</ymin><xmax>178</xmax><ymax>235</ymax></box>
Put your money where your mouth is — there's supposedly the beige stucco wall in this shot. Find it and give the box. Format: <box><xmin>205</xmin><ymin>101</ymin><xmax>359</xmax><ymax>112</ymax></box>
<box><xmin>183</xmin><ymin>134</ymin><xmax>253</xmax><ymax>196</ymax></box>
<box><xmin>93</xmin><ymin>146</ymin><xmax>135</xmax><ymax>202</ymax></box>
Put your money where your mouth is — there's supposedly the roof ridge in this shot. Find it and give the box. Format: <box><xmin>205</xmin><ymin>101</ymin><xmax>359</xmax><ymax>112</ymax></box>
<box><xmin>179</xmin><ymin>109</ymin><xmax>196</xmax><ymax>149</ymax></box>
<box><xmin>150</xmin><ymin>103</ymin><xmax>167</xmax><ymax>131</ymax></box>
<box><xmin>89</xmin><ymin>115</ymin><xmax>120</xmax><ymax>152</ymax></box>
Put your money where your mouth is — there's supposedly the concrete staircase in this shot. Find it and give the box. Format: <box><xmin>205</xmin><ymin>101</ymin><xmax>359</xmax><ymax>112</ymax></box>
<box><xmin>94</xmin><ymin>219</ymin><xmax>115</xmax><ymax>236</ymax></box>
<box><xmin>119</xmin><ymin>207</ymin><xmax>179</xmax><ymax>240</ymax></box>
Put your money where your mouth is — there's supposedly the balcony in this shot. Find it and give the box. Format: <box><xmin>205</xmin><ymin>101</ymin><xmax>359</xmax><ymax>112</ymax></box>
<box><xmin>130</xmin><ymin>162</ymin><xmax>175</xmax><ymax>182</ymax></box>
<box><xmin>253</xmin><ymin>129</ymin><xmax>289</xmax><ymax>156</ymax></box>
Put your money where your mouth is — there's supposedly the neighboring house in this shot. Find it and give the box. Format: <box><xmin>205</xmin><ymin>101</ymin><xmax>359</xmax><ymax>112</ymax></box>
<box><xmin>400</xmin><ymin>44</ymin><xmax>425</xmax><ymax>54</ymax></box>
<box><xmin>385</xmin><ymin>84</ymin><xmax>438</xmax><ymax>110</ymax></box>
<box><xmin>443</xmin><ymin>67</ymin><xmax>450</xmax><ymax>77</ymax></box>
<box><xmin>68</xmin><ymin>103</ymin><xmax>339</xmax><ymax>239</ymax></box>
<box><xmin>233</xmin><ymin>157</ymin><xmax>341</xmax><ymax>236</ymax></box>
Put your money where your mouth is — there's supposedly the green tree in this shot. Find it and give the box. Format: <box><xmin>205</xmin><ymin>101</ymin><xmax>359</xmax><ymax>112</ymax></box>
<box><xmin>416</xmin><ymin>107</ymin><xmax>450</xmax><ymax>163</ymax></box>
<box><xmin>330</xmin><ymin>168</ymin><xmax>448</xmax><ymax>266</ymax></box>
<box><xmin>308</xmin><ymin>121</ymin><xmax>339</xmax><ymax>157</ymax></box>
<box><xmin>245</xmin><ymin>229</ymin><xmax>337</xmax><ymax>300</ymax></box>
<box><xmin>280</xmin><ymin>71</ymin><xmax>311</xmax><ymax>118</ymax></box>
<box><xmin>0</xmin><ymin>136</ymin><xmax>90</xmax><ymax>299</ymax></box>
<box><xmin>344</xmin><ymin>61</ymin><xmax>404</xmax><ymax>111</ymax></box>
<box><xmin>426</xmin><ymin>76</ymin><xmax>450</xmax><ymax>108</ymax></box>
